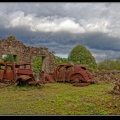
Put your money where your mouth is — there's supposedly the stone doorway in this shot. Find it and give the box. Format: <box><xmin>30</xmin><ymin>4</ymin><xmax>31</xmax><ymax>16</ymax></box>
<box><xmin>31</xmin><ymin>55</ymin><xmax>43</xmax><ymax>72</ymax></box>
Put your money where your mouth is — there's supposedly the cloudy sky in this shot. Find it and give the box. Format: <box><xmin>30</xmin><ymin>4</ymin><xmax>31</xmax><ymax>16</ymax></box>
<box><xmin>1</xmin><ymin>2</ymin><xmax>120</xmax><ymax>62</ymax></box>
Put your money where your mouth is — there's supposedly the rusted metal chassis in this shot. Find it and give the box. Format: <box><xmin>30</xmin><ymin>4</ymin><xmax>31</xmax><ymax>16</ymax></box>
<box><xmin>0</xmin><ymin>62</ymin><xmax>45</xmax><ymax>86</ymax></box>
<box><xmin>41</xmin><ymin>64</ymin><xmax>96</xmax><ymax>86</ymax></box>
<box><xmin>53</xmin><ymin>64</ymin><xmax>95</xmax><ymax>82</ymax></box>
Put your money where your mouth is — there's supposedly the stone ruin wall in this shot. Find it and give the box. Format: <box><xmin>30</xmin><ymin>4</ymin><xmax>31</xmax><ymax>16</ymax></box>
<box><xmin>0</xmin><ymin>35</ymin><xmax>55</xmax><ymax>73</ymax></box>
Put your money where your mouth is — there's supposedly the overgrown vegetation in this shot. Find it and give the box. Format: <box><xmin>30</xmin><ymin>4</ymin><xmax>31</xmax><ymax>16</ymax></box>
<box><xmin>53</xmin><ymin>44</ymin><xmax>120</xmax><ymax>72</ymax></box>
<box><xmin>68</xmin><ymin>44</ymin><xmax>97</xmax><ymax>69</ymax></box>
<box><xmin>0</xmin><ymin>83</ymin><xmax>119</xmax><ymax>115</ymax></box>
<box><xmin>3</xmin><ymin>54</ymin><xmax>19</xmax><ymax>62</ymax></box>
<box><xmin>54</xmin><ymin>56</ymin><xmax>71</xmax><ymax>65</ymax></box>
<box><xmin>97</xmin><ymin>57</ymin><xmax>120</xmax><ymax>70</ymax></box>
<box><xmin>33</xmin><ymin>56</ymin><xmax>42</xmax><ymax>72</ymax></box>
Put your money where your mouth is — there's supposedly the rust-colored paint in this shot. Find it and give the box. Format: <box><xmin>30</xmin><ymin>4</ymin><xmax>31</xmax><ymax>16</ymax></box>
<box><xmin>39</xmin><ymin>64</ymin><xmax>96</xmax><ymax>86</ymax></box>
<box><xmin>0</xmin><ymin>70</ymin><xmax>5</xmax><ymax>80</ymax></box>
<box><xmin>6</xmin><ymin>70</ymin><xmax>14</xmax><ymax>81</ymax></box>
<box><xmin>0</xmin><ymin>62</ymin><xmax>96</xmax><ymax>87</ymax></box>
<box><xmin>73</xmin><ymin>82</ymin><xmax>90</xmax><ymax>86</ymax></box>
<box><xmin>0</xmin><ymin>62</ymin><xmax>46</xmax><ymax>86</ymax></box>
<box><xmin>40</xmin><ymin>71</ymin><xmax>55</xmax><ymax>83</ymax></box>
<box><xmin>50</xmin><ymin>64</ymin><xmax>96</xmax><ymax>86</ymax></box>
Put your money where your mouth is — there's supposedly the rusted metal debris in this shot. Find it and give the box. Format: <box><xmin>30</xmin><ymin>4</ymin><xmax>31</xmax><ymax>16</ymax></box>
<box><xmin>40</xmin><ymin>64</ymin><xmax>96</xmax><ymax>86</ymax></box>
<box><xmin>40</xmin><ymin>71</ymin><xmax>55</xmax><ymax>83</ymax></box>
<box><xmin>72</xmin><ymin>83</ymin><xmax>90</xmax><ymax>87</ymax></box>
<box><xmin>0</xmin><ymin>62</ymin><xmax>46</xmax><ymax>86</ymax></box>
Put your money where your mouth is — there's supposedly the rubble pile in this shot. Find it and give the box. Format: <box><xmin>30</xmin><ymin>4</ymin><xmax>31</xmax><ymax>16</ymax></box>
<box><xmin>94</xmin><ymin>70</ymin><xmax>120</xmax><ymax>95</ymax></box>
<box><xmin>94</xmin><ymin>70</ymin><xmax>120</xmax><ymax>84</ymax></box>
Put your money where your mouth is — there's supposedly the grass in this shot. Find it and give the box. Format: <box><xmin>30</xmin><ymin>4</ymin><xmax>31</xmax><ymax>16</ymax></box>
<box><xmin>0</xmin><ymin>82</ymin><xmax>119</xmax><ymax>115</ymax></box>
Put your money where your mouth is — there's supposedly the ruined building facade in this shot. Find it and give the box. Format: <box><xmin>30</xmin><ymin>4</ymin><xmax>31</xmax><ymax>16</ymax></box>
<box><xmin>0</xmin><ymin>35</ymin><xmax>55</xmax><ymax>73</ymax></box>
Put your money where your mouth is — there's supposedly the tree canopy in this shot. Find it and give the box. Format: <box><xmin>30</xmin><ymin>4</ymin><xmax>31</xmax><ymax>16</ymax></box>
<box><xmin>68</xmin><ymin>44</ymin><xmax>97</xmax><ymax>68</ymax></box>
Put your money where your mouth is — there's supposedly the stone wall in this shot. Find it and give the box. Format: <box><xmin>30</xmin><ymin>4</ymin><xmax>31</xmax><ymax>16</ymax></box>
<box><xmin>0</xmin><ymin>35</ymin><xmax>55</xmax><ymax>73</ymax></box>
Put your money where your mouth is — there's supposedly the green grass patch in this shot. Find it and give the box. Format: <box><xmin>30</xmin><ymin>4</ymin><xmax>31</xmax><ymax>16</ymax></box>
<box><xmin>0</xmin><ymin>83</ymin><xmax>119</xmax><ymax>115</ymax></box>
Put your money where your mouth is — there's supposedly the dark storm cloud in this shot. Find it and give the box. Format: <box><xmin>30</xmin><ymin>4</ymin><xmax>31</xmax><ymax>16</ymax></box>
<box><xmin>1</xmin><ymin>2</ymin><xmax>120</xmax><ymax>62</ymax></box>
<box><xmin>74</xmin><ymin>32</ymin><xmax>120</xmax><ymax>51</ymax></box>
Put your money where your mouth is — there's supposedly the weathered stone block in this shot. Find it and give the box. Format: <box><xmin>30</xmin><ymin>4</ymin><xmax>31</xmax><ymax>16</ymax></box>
<box><xmin>0</xmin><ymin>35</ymin><xmax>55</xmax><ymax>73</ymax></box>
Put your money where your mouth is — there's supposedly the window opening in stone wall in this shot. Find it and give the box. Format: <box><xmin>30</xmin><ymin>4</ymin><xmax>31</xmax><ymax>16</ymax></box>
<box><xmin>2</xmin><ymin>54</ymin><xmax>19</xmax><ymax>62</ymax></box>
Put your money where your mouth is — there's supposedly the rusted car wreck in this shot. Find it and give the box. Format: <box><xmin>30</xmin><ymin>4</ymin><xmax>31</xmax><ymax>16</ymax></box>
<box><xmin>42</xmin><ymin>64</ymin><xmax>96</xmax><ymax>86</ymax></box>
<box><xmin>0</xmin><ymin>62</ymin><xmax>96</xmax><ymax>87</ymax></box>
<box><xmin>0</xmin><ymin>62</ymin><xmax>46</xmax><ymax>86</ymax></box>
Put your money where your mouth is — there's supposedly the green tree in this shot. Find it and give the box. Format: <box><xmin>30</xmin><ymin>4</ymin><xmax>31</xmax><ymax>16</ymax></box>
<box><xmin>97</xmin><ymin>59</ymin><xmax>118</xmax><ymax>70</ymax></box>
<box><xmin>68</xmin><ymin>44</ymin><xmax>97</xmax><ymax>68</ymax></box>
<box><xmin>3</xmin><ymin>54</ymin><xmax>19</xmax><ymax>62</ymax></box>
<box><xmin>54</xmin><ymin>55</ymin><xmax>70</xmax><ymax>65</ymax></box>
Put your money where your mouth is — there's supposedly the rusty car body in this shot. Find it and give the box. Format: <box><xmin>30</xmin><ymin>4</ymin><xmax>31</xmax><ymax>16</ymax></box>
<box><xmin>0</xmin><ymin>62</ymin><xmax>45</xmax><ymax>86</ymax></box>
<box><xmin>40</xmin><ymin>71</ymin><xmax>55</xmax><ymax>83</ymax></box>
<box><xmin>48</xmin><ymin>64</ymin><xmax>96</xmax><ymax>86</ymax></box>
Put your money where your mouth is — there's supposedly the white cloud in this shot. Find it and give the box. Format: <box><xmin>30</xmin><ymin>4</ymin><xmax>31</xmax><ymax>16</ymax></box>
<box><xmin>6</xmin><ymin>12</ymin><xmax>85</xmax><ymax>33</ymax></box>
<box><xmin>1</xmin><ymin>3</ymin><xmax>119</xmax><ymax>37</ymax></box>
<box><xmin>1</xmin><ymin>2</ymin><xmax>120</xmax><ymax>62</ymax></box>
<box><xmin>85</xmin><ymin>20</ymin><xmax>110</xmax><ymax>33</ymax></box>
<box><xmin>6</xmin><ymin>10</ymin><xmax>111</xmax><ymax>35</ymax></box>
<box><xmin>6</xmin><ymin>11</ymin><xmax>35</xmax><ymax>31</ymax></box>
